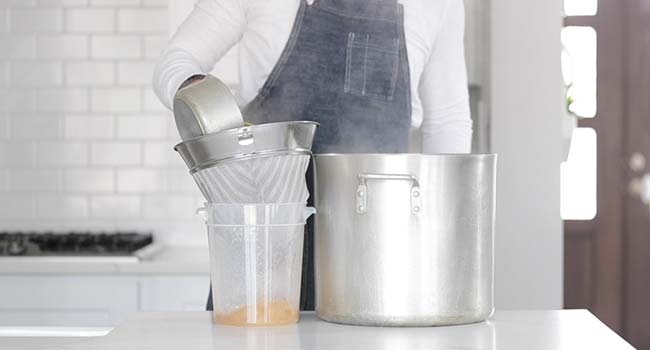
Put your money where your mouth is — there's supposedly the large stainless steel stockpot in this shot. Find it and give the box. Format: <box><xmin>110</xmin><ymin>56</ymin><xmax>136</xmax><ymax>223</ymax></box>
<box><xmin>313</xmin><ymin>154</ymin><xmax>496</xmax><ymax>326</ymax></box>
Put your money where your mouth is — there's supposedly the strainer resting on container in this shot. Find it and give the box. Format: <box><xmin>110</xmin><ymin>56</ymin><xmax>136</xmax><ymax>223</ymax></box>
<box><xmin>174</xmin><ymin>121</ymin><xmax>318</xmax><ymax>203</ymax></box>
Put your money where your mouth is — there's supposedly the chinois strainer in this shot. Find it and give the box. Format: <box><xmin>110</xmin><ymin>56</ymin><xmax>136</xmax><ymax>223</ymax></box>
<box><xmin>193</xmin><ymin>153</ymin><xmax>310</xmax><ymax>203</ymax></box>
<box><xmin>174</xmin><ymin>121</ymin><xmax>318</xmax><ymax>204</ymax></box>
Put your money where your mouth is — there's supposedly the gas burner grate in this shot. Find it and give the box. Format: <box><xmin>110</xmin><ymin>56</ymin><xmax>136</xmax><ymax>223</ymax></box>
<box><xmin>0</xmin><ymin>232</ymin><xmax>153</xmax><ymax>257</ymax></box>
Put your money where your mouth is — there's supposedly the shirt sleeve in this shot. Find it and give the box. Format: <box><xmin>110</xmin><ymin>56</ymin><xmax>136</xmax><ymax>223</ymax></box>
<box><xmin>418</xmin><ymin>0</ymin><xmax>473</xmax><ymax>154</ymax></box>
<box><xmin>152</xmin><ymin>0</ymin><xmax>246</xmax><ymax>109</ymax></box>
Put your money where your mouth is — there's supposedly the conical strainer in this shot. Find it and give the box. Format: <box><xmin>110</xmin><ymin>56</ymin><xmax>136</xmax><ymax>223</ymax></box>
<box><xmin>193</xmin><ymin>153</ymin><xmax>310</xmax><ymax>203</ymax></box>
<box><xmin>174</xmin><ymin>121</ymin><xmax>318</xmax><ymax>203</ymax></box>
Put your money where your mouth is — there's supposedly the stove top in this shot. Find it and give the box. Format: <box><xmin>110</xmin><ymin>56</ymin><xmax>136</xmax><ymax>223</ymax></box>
<box><xmin>0</xmin><ymin>232</ymin><xmax>154</xmax><ymax>257</ymax></box>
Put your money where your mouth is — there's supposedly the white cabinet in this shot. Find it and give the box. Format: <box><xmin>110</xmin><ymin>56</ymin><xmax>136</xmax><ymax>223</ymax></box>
<box><xmin>139</xmin><ymin>276</ymin><xmax>210</xmax><ymax>312</ymax></box>
<box><xmin>0</xmin><ymin>274</ymin><xmax>210</xmax><ymax>327</ymax></box>
<box><xmin>0</xmin><ymin>276</ymin><xmax>138</xmax><ymax>327</ymax></box>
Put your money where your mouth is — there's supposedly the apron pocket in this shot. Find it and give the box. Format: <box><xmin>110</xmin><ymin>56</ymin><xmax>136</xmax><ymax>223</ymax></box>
<box><xmin>344</xmin><ymin>32</ymin><xmax>400</xmax><ymax>100</ymax></box>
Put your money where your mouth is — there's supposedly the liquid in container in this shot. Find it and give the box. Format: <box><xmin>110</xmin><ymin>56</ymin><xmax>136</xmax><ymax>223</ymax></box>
<box><xmin>204</xmin><ymin>203</ymin><xmax>314</xmax><ymax>326</ymax></box>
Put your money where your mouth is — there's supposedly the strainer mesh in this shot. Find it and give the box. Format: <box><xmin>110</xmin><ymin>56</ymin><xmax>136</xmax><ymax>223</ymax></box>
<box><xmin>193</xmin><ymin>154</ymin><xmax>310</xmax><ymax>203</ymax></box>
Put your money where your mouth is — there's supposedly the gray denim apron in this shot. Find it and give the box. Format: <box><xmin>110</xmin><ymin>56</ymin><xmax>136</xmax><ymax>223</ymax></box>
<box><xmin>208</xmin><ymin>0</ymin><xmax>411</xmax><ymax>311</ymax></box>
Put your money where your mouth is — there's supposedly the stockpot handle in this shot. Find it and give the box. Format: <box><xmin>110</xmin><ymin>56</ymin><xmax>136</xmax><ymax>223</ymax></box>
<box><xmin>356</xmin><ymin>173</ymin><xmax>422</xmax><ymax>215</ymax></box>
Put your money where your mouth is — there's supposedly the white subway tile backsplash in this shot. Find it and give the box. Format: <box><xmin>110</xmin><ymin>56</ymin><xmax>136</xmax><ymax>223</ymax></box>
<box><xmin>0</xmin><ymin>0</ymin><xmax>41</xmax><ymax>7</ymax></box>
<box><xmin>65</xmin><ymin>61</ymin><xmax>115</xmax><ymax>86</ymax></box>
<box><xmin>90</xmin><ymin>0</ymin><xmax>140</xmax><ymax>6</ymax></box>
<box><xmin>0</xmin><ymin>63</ymin><xmax>5</xmax><ymax>87</ymax></box>
<box><xmin>91</xmin><ymin>88</ymin><xmax>140</xmax><ymax>112</ymax></box>
<box><xmin>141</xmin><ymin>0</ymin><xmax>167</xmax><ymax>7</ymax></box>
<box><xmin>64</xmin><ymin>168</ymin><xmax>114</xmax><ymax>192</ymax></box>
<box><xmin>117</xmin><ymin>168</ymin><xmax>165</xmax><ymax>193</ymax></box>
<box><xmin>10</xmin><ymin>62</ymin><xmax>62</xmax><ymax>87</ymax></box>
<box><xmin>9</xmin><ymin>169</ymin><xmax>63</xmax><ymax>192</ymax></box>
<box><xmin>35</xmin><ymin>142</ymin><xmax>88</xmax><ymax>165</ymax></box>
<box><xmin>0</xmin><ymin>10</ymin><xmax>8</xmax><ymax>34</ymax></box>
<box><xmin>37</xmin><ymin>195</ymin><xmax>88</xmax><ymax>218</ymax></box>
<box><xmin>37</xmin><ymin>88</ymin><xmax>88</xmax><ymax>112</ymax></box>
<box><xmin>0</xmin><ymin>1</ymin><xmax>207</xmax><ymax>243</ymax></box>
<box><xmin>164</xmin><ymin>114</ymin><xmax>179</xmax><ymax>138</ymax></box>
<box><xmin>118</xmin><ymin>9</ymin><xmax>167</xmax><ymax>33</ymax></box>
<box><xmin>90</xmin><ymin>142</ymin><xmax>140</xmax><ymax>165</ymax></box>
<box><xmin>142</xmin><ymin>88</ymin><xmax>166</xmax><ymax>112</ymax></box>
<box><xmin>0</xmin><ymin>142</ymin><xmax>34</xmax><ymax>166</ymax></box>
<box><xmin>0</xmin><ymin>1</ymin><xmax>36</xmax><ymax>8</ymax></box>
<box><xmin>117</xmin><ymin>115</ymin><xmax>168</xmax><ymax>139</ymax></box>
<box><xmin>143</xmin><ymin>141</ymin><xmax>182</xmax><ymax>166</ymax></box>
<box><xmin>0</xmin><ymin>118</ymin><xmax>7</xmax><ymax>139</ymax></box>
<box><xmin>142</xmin><ymin>195</ymin><xmax>197</xmax><ymax>219</ymax></box>
<box><xmin>0</xmin><ymin>195</ymin><xmax>35</xmax><ymax>219</ymax></box>
<box><xmin>9</xmin><ymin>116</ymin><xmax>62</xmax><ymax>140</ymax></box>
<box><xmin>37</xmin><ymin>0</ymin><xmax>89</xmax><ymax>7</ymax></box>
<box><xmin>166</xmin><ymin>169</ymin><xmax>200</xmax><ymax>194</ymax></box>
<box><xmin>90</xmin><ymin>195</ymin><xmax>140</xmax><ymax>218</ymax></box>
<box><xmin>10</xmin><ymin>8</ymin><xmax>63</xmax><ymax>33</ymax></box>
<box><xmin>64</xmin><ymin>115</ymin><xmax>114</xmax><ymax>139</ymax></box>
<box><xmin>117</xmin><ymin>61</ymin><xmax>155</xmax><ymax>86</ymax></box>
<box><xmin>147</xmin><ymin>221</ymin><xmax>206</xmax><ymax>246</ymax></box>
<box><xmin>143</xmin><ymin>35</ymin><xmax>166</xmax><ymax>59</ymax></box>
<box><xmin>66</xmin><ymin>9</ymin><xmax>115</xmax><ymax>32</ymax></box>
<box><xmin>91</xmin><ymin>35</ymin><xmax>141</xmax><ymax>59</ymax></box>
<box><xmin>169</xmin><ymin>171</ymin><xmax>198</xmax><ymax>191</ymax></box>
<box><xmin>0</xmin><ymin>35</ymin><xmax>36</xmax><ymax>59</ymax></box>
<box><xmin>0</xmin><ymin>88</ymin><xmax>36</xmax><ymax>113</ymax></box>
<box><xmin>37</xmin><ymin>35</ymin><xmax>89</xmax><ymax>59</ymax></box>
<box><xmin>0</xmin><ymin>169</ymin><xmax>8</xmax><ymax>192</ymax></box>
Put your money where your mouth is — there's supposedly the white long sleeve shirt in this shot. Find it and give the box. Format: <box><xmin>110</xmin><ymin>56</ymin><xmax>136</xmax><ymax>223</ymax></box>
<box><xmin>153</xmin><ymin>0</ymin><xmax>472</xmax><ymax>153</ymax></box>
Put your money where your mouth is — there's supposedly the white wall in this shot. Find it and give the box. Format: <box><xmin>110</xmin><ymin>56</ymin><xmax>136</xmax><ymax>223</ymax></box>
<box><xmin>464</xmin><ymin>0</ymin><xmax>489</xmax><ymax>87</ymax></box>
<box><xmin>0</xmin><ymin>0</ymin><xmax>206</xmax><ymax>246</ymax></box>
<box><xmin>490</xmin><ymin>0</ymin><xmax>564</xmax><ymax>308</ymax></box>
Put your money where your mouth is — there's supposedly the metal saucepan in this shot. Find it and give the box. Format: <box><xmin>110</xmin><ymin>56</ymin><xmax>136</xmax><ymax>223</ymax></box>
<box><xmin>173</xmin><ymin>74</ymin><xmax>244</xmax><ymax>141</ymax></box>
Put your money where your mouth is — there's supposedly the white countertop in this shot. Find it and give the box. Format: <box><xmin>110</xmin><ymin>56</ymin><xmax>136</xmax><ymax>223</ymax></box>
<box><xmin>0</xmin><ymin>327</ymin><xmax>111</xmax><ymax>350</ymax></box>
<box><xmin>0</xmin><ymin>246</ymin><xmax>210</xmax><ymax>275</ymax></box>
<box><xmin>2</xmin><ymin>310</ymin><xmax>633</xmax><ymax>350</ymax></box>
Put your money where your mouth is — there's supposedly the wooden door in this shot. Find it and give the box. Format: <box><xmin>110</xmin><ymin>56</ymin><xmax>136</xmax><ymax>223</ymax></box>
<box><xmin>623</xmin><ymin>0</ymin><xmax>650</xmax><ymax>347</ymax></box>
<box><xmin>564</xmin><ymin>1</ymin><xmax>650</xmax><ymax>348</ymax></box>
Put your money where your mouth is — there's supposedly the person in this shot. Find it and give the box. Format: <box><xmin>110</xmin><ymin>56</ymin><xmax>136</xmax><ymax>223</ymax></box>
<box><xmin>153</xmin><ymin>0</ymin><xmax>472</xmax><ymax>310</ymax></box>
